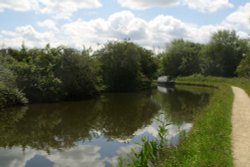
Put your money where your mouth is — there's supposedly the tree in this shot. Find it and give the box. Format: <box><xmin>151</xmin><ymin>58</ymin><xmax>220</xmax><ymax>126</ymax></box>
<box><xmin>201</xmin><ymin>30</ymin><xmax>248</xmax><ymax>77</ymax></box>
<box><xmin>10</xmin><ymin>46</ymin><xmax>63</xmax><ymax>102</ymax></box>
<box><xmin>236</xmin><ymin>52</ymin><xmax>250</xmax><ymax>77</ymax></box>
<box><xmin>95</xmin><ymin>41</ymin><xmax>157</xmax><ymax>91</ymax></box>
<box><xmin>139</xmin><ymin>48</ymin><xmax>158</xmax><ymax>80</ymax></box>
<box><xmin>162</xmin><ymin>39</ymin><xmax>202</xmax><ymax>76</ymax></box>
<box><xmin>0</xmin><ymin>52</ymin><xmax>27</xmax><ymax>108</ymax></box>
<box><xmin>56</xmin><ymin>47</ymin><xmax>99</xmax><ymax>100</ymax></box>
<box><xmin>8</xmin><ymin>45</ymin><xmax>101</xmax><ymax>102</ymax></box>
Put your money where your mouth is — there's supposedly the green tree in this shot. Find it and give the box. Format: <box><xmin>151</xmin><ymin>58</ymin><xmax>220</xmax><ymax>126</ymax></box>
<box><xmin>56</xmin><ymin>47</ymin><xmax>99</xmax><ymax>100</ymax></box>
<box><xmin>236</xmin><ymin>52</ymin><xmax>250</xmax><ymax>77</ymax></box>
<box><xmin>162</xmin><ymin>39</ymin><xmax>202</xmax><ymax>76</ymax></box>
<box><xmin>201</xmin><ymin>30</ymin><xmax>248</xmax><ymax>77</ymax></box>
<box><xmin>139</xmin><ymin>48</ymin><xmax>158</xmax><ymax>80</ymax></box>
<box><xmin>0</xmin><ymin>52</ymin><xmax>27</xmax><ymax>108</ymax></box>
<box><xmin>6</xmin><ymin>45</ymin><xmax>100</xmax><ymax>102</ymax></box>
<box><xmin>95</xmin><ymin>41</ymin><xmax>157</xmax><ymax>91</ymax></box>
<box><xmin>10</xmin><ymin>46</ymin><xmax>63</xmax><ymax>102</ymax></box>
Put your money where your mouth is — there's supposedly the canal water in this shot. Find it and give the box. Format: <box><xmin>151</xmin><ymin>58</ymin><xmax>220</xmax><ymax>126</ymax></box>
<box><xmin>0</xmin><ymin>86</ymin><xmax>213</xmax><ymax>167</ymax></box>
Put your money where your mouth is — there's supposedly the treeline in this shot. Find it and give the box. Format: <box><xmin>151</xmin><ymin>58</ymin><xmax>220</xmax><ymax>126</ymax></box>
<box><xmin>0</xmin><ymin>30</ymin><xmax>250</xmax><ymax>109</ymax></box>
<box><xmin>160</xmin><ymin>30</ymin><xmax>250</xmax><ymax>77</ymax></box>
<box><xmin>0</xmin><ymin>41</ymin><xmax>158</xmax><ymax>108</ymax></box>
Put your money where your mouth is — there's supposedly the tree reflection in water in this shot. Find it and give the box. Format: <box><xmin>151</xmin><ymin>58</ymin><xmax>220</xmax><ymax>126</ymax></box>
<box><xmin>0</xmin><ymin>86</ymin><xmax>213</xmax><ymax>167</ymax></box>
<box><xmin>0</xmin><ymin>91</ymin><xmax>160</xmax><ymax>151</ymax></box>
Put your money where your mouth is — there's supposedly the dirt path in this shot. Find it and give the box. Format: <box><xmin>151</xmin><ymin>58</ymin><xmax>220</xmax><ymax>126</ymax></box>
<box><xmin>232</xmin><ymin>86</ymin><xmax>250</xmax><ymax>167</ymax></box>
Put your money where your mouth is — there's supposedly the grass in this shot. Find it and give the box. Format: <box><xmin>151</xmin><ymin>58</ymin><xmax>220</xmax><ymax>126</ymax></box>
<box><xmin>227</xmin><ymin>78</ymin><xmax>250</xmax><ymax>96</ymax></box>
<box><xmin>120</xmin><ymin>75</ymin><xmax>250</xmax><ymax>167</ymax></box>
<box><xmin>158</xmin><ymin>76</ymin><xmax>234</xmax><ymax>167</ymax></box>
<box><xmin>176</xmin><ymin>75</ymin><xmax>250</xmax><ymax>96</ymax></box>
<box><xmin>118</xmin><ymin>120</ymin><xmax>169</xmax><ymax>167</ymax></box>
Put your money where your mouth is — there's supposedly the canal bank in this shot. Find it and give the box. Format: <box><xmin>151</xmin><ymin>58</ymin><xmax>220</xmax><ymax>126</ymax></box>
<box><xmin>0</xmin><ymin>84</ymin><xmax>213</xmax><ymax>167</ymax></box>
<box><xmin>157</xmin><ymin>76</ymin><xmax>250</xmax><ymax>167</ymax></box>
<box><xmin>158</xmin><ymin>77</ymin><xmax>233</xmax><ymax>167</ymax></box>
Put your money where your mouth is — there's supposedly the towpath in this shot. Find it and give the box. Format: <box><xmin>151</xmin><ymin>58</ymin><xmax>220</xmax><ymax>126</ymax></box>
<box><xmin>232</xmin><ymin>86</ymin><xmax>250</xmax><ymax>167</ymax></box>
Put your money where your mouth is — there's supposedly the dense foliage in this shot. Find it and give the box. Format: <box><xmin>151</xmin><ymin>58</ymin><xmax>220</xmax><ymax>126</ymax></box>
<box><xmin>95</xmin><ymin>41</ymin><xmax>157</xmax><ymax>91</ymax></box>
<box><xmin>10</xmin><ymin>46</ymin><xmax>64</xmax><ymax>102</ymax></box>
<box><xmin>0</xmin><ymin>29</ymin><xmax>249</xmax><ymax>109</ymax></box>
<box><xmin>0</xmin><ymin>52</ymin><xmax>27</xmax><ymax>108</ymax></box>
<box><xmin>0</xmin><ymin>41</ymin><xmax>158</xmax><ymax>108</ymax></box>
<box><xmin>0</xmin><ymin>45</ymin><xmax>100</xmax><ymax>107</ymax></box>
<box><xmin>162</xmin><ymin>39</ymin><xmax>202</xmax><ymax>76</ymax></box>
<box><xmin>55</xmin><ymin>47</ymin><xmax>100</xmax><ymax>100</ymax></box>
<box><xmin>236</xmin><ymin>52</ymin><xmax>250</xmax><ymax>77</ymax></box>
<box><xmin>201</xmin><ymin>30</ymin><xmax>249</xmax><ymax>77</ymax></box>
<box><xmin>161</xmin><ymin>30</ymin><xmax>249</xmax><ymax>77</ymax></box>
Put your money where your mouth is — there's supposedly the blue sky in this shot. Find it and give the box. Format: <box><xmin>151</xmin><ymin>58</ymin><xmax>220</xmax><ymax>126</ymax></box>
<box><xmin>0</xmin><ymin>0</ymin><xmax>249</xmax><ymax>50</ymax></box>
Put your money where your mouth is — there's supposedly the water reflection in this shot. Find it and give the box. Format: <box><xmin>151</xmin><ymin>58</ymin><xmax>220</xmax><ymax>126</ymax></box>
<box><xmin>0</xmin><ymin>86</ymin><xmax>213</xmax><ymax>167</ymax></box>
<box><xmin>156</xmin><ymin>85</ymin><xmax>212</xmax><ymax>124</ymax></box>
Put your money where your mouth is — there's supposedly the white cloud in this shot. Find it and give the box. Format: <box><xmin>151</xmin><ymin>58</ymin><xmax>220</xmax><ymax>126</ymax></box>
<box><xmin>107</xmin><ymin>11</ymin><xmax>148</xmax><ymax>40</ymax></box>
<box><xmin>37</xmin><ymin>19</ymin><xmax>58</xmax><ymax>32</ymax></box>
<box><xmin>48</xmin><ymin>145</ymin><xmax>105</xmax><ymax>167</ymax></box>
<box><xmin>0</xmin><ymin>145</ymin><xmax>106</xmax><ymax>167</ymax></box>
<box><xmin>0</xmin><ymin>147</ymin><xmax>37</xmax><ymax>167</ymax></box>
<box><xmin>60</xmin><ymin>10</ymin><xmax>247</xmax><ymax>50</ymax></box>
<box><xmin>62</xmin><ymin>18</ymin><xmax>110</xmax><ymax>49</ymax></box>
<box><xmin>61</xmin><ymin>11</ymin><xmax>188</xmax><ymax>49</ymax></box>
<box><xmin>186</xmin><ymin>0</ymin><xmax>233</xmax><ymax>13</ymax></box>
<box><xmin>117</xmin><ymin>0</ymin><xmax>233</xmax><ymax>12</ymax></box>
<box><xmin>38</xmin><ymin>0</ymin><xmax>102</xmax><ymax>19</ymax></box>
<box><xmin>62</xmin><ymin>11</ymin><xmax>148</xmax><ymax>49</ymax></box>
<box><xmin>0</xmin><ymin>25</ymin><xmax>58</xmax><ymax>48</ymax></box>
<box><xmin>148</xmin><ymin>15</ymin><xmax>191</xmax><ymax>48</ymax></box>
<box><xmin>117</xmin><ymin>0</ymin><xmax>180</xmax><ymax>10</ymax></box>
<box><xmin>0</xmin><ymin>11</ymin><xmax>231</xmax><ymax>50</ymax></box>
<box><xmin>0</xmin><ymin>0</ymin><xmax>38</xmax><ymax>12</ymax></box>
<box><xmin>223</xmin><ymin>3</ymin><xmax>250</xmax><ymax>31</ymax></box>
<box><xmin>1</xmin><ymin>2</ymin><xmax>249</xmax><ymax>51</ymax></box>
<box><xmin>0</xmin><ymin>0</ymin><xmax>102</xmax><ymax>19</ymax></box>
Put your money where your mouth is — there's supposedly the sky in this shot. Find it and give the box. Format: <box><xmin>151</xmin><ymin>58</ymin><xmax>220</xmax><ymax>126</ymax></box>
<box><xmin>0</xmin><ymin>0</ymin><xmax>249</xmax><ymax>51</ymax></box>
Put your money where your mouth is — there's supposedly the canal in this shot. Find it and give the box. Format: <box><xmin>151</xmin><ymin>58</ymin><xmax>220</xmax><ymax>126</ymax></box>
<box><xmin>0</xmin><ymin>85</ymin><xmax>213</xmax><ymax>167</ymax></box>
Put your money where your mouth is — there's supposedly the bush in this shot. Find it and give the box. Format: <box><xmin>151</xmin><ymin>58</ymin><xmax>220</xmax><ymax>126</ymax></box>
<box><xmin>7</xmin><ymin>46</ymin><xmax>100</xmax><ymax>102</ymax></box>
<box><xmin>56</xmin><ymin>47</ymin><xmax>100</xmax><ymax>100</ymax></box>
<box><xmin>236</xmin><ymin>52</ymin><xmax>250</xmax><ymax>77</ymax></box>
<box><xmin>0</xmin><ymin>83</ymin><xmax>28</xmax><ymax>109</ymax></box>
<box><xmin>201</xmin><ymin>30</ymin><xmax>248</xmax><ymax>77</ymax></box>
<box><xmin>96</xmin><ymin>41</ymin><xmax>157</xmax><ymax>91</ymax></box>
<box><xmin>162</xmin><ymin>39</ymin><xmax>202</xmax><ymax>76</ymax></box>
<box><xmin>0</xmin><ymin>53</ymin><xmax>27</xmax><ymax>109</ymax></box>
<box><xmin>10</xmin><ymin>47</ymin><xmax>64</xmax><ymax>102</ymax></box>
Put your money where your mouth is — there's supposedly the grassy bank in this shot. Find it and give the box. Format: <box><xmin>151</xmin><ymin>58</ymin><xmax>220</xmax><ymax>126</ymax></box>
<box><xmin>177</xmin><ymin>75</ymin><xmax>250</xmax><ymax>96</ymax></box>
<box><xmin>123</xmin><ymin>76</ymin><xmax>250</xmax><ymax>167</ymax></box>
<box><xmin>227</xmin><ymin>78</ymin><xmax>250</xmax><ymax>96</ymax></box>
<box><xmin>158</xmin><ymin>76</ymin><xmax>250</xmax><ymax>167</ymax></box>
<box><xmin>156</xmin><ymin>76</ymin><xmax>234</xmax><ymax>167</ymax></box>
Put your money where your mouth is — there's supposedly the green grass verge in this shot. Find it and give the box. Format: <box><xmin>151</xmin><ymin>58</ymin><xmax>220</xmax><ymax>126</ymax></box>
<box><xmin>227</xmin><ymin>78</ymin><xmax>250</xmax><ymax>96</ymax></box>
<box><xmin>176</xmin><ymin>75</ymin><xmax>250</xmax><ymax>96</ymax></box>
<box><xmin>159</xmin><ymin>78</ymin><xmax>233</xmax><ymax>167</ymax></box>
<box><xmin>159</xmin><ymin>75</ymin><xmax>250</xmax><ymax>167</ymax></box>
<box><xmin>121</xmin><ymin>75</ymin><xmax>250</xmax><ymax>167</ymax></box>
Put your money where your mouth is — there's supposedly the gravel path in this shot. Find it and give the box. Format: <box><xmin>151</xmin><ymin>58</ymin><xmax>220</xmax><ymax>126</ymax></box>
<box><xmin>232</xmin><ymin>86</ymin><xmax>250</xmax><ymax>167</ymax></box>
